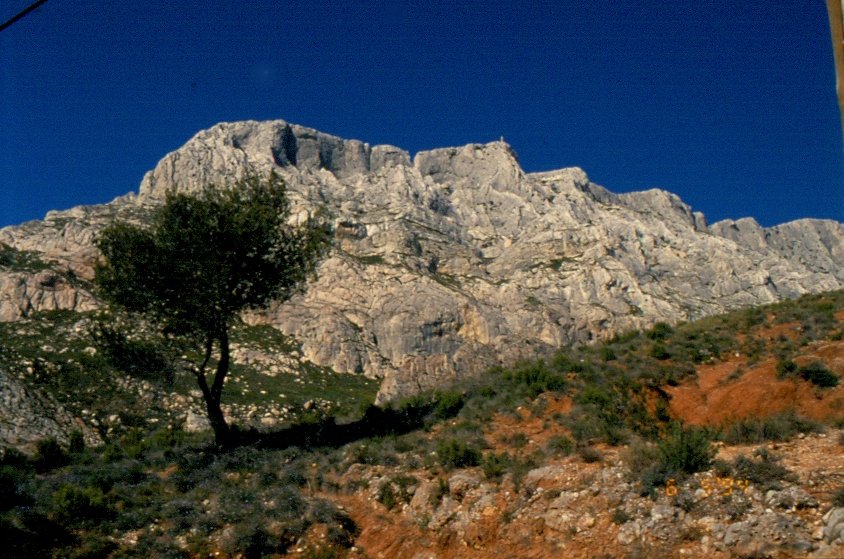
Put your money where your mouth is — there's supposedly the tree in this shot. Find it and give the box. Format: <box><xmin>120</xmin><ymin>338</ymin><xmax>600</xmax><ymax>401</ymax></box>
<box><xmin>95</xmin><ymin>173</ymin><xmax>331</xmax><ymax>446</ymax></box>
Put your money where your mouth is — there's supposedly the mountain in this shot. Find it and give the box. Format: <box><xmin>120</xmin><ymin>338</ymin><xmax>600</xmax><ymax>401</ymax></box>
<box><xmin>1</xmin><ymin>119</ymin><xmax>843</xmax><ymax>405</ymax></box>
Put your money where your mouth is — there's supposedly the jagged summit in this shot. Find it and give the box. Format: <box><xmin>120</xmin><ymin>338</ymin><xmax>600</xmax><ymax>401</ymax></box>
<box><xmin>2</xmin><ymin>118</ymin><xmax>844</xmax><ymax>403</ymax></box>
<box><xmin>139</xmin><ymin>119</ymin><xmax>533</xmax><ymax>201</ymax></box>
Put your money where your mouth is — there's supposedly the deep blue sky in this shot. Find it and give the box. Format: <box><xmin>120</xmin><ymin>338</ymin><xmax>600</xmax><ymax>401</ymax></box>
<box><xmin>2</xmin><ymin>0</ymin><xmax>842</xmax><ymax>228</ymax></box>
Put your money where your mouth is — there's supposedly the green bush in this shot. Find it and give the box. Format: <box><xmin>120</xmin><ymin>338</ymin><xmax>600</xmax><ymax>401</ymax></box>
<box><xmin>0</xmin><ymin>511</ymin><xmax>75</xmax><ymax>559</ymax></box>
<box><xmin>0</xmin><ymin>465</ymin><xmax>31</xmax><ymax>510</ymax></box>
<box><xmin>628</xmin><ymin>425</ymin><xmax>714</xmax><ymax>496</ymax></box>
<box><xmin>481</xmin><ymin>452</ymin><xmax>510</xmax><ymax>481</ymax></box>
<box><xmin>775</xmin><ymin>358</ymin><xmax>797</xmax><ymax>379</ymax></box>
<box><xmin>600</xmin><ymin>346</ymin><xmax>617</xmax><ymax>362</ymax></box>
<box><xmin>566</xmin><ymin>413</ymin><xmax>606</xmax><ymax>444</ymax></box>
<box><xmin>624</xmin><ymin>439</ymin><xmax>661</xmax><ymax>480</ymax></box>
<box><xmin>646</xmin><ymin>322</ymin><xmax>674</xmax><ymax>341</ymax></box>
<box><xmin>377</xmin><ymin>475</ymin><xmax>416</xmax><ymax>510</ymax></box>
<box><xmin>502</xmin><ymin>432</ymin><xmax>529</xmax><ymax>448</ymax></box>
<box><xmin>391</xmin><ymin>389</ymin><xmax>465</xmax><ymax>428</ymax></box>
<box><xmin>34</xmin><ymin>438</ymin><xmax>68</xmax><ymax>472</ymax></box>
<box><xmin>798</xmin><ymin>361</ymin><xmax>839</xmax><ymax>388</ymax></box>
<box><xmin>637</xmin><ymin>462</ymin><xmax>676</xmax><ymax>498</ymax></box>
<box><xmin>218</xmin><ymin>520</ymin><xmax>288</xmax><ymax>559</ymax></box>
<box><xmin>649</xmin><ymin>342</ymin><xmax>670</xmax><ymax>360</ymax></box>
<box><xmin>721</xmin><ymin>413</ymin><xmax>822</xmax><ymax>444</ymax></box>
<box><xmin>480</xmin><ymin>452</ymin><xmax>536</xmax><ymax>486</ymax></box>
<box><xmin>731</xmin><ymin>449</ymin><xmax>796</xmax><ymax>491</ymax></box>
<box><xmin>49</xmin><ymin>484</ymin><xmax>110</xmax><ymax>525</ymax></box>
<box><xmin>435</xmin><ymin>439</ymin><xmax>481</xmax><ymax>470</ymax></box>
<box><xmin>432</xmin><ymin>390</ymin><xmax>466</xmax><ymax>419</ymax></box>
<box><xmin>503</xmin><ymin>359</ymin><xmax>567</xmax><ymax>397</ymax></box>
<box><xmin>712</xmin><ymin>459</ymin><xmax>733</xmax><ymax>478</ymax></box>
<box><xmin>545</xmin><ymin>435</ymin><xmax>574</xmax><ymax>456</ymax></box>
<box><xmin>345</xmin><ymin>439</ymin><xmax>399</xmax><ymax>467</ymax></box>
<box><xmin>68</xmin><ymin>431</ymin><xmax>86</xmax><ymax>455</ymax></box>
<box><xmin>657</xmin><ymin>424</ymin><xmax>715</xmax><ymax>475</ymax></box>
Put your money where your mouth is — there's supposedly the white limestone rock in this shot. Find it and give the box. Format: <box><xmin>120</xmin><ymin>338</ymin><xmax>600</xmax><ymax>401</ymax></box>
<box><xmin>1</xmin><ymin>118</ymin><xmax>843</xmax><ymax>405</ymax></box>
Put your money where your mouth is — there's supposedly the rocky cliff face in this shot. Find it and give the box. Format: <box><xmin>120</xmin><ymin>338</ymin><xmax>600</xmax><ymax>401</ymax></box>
<box><xmin>2</xmin><ymin>119</ymin><xmax>843</xmax><ymax>402</ymax></box>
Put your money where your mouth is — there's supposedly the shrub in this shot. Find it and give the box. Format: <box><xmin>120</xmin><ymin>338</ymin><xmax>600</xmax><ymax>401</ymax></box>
<box><xmin>501</xmin><ymin>432</ymin><xmax>529</xmax><ymax>449</ymax></box>
<box><xmin>377</xmin><ymin>483</ymin><xmax>399</xmax><ymax>510</ymax></box>
<box><xmin>346</xmin><ymin>439</ymin><xmax>399</xmax><ymax>467</ymax></box>
<box><xmin>218</xmin><ymin>520</ymin><xmax>288</xmax><ymax>559</ymax></box>
<box><xmin>503</xmin><ymin>360</ymin><xmax>567</xmax><ymax>397</ymax></box>
<box><xmin>721</xmin><ymin>413</ymin><xmax>822</xmax><ymax>444</ymax></box>
<box><xmin>435</xmin><ymin>439</ymin><xmax>481</xmax><ymax>470</ymax></box>
<box><xmin>657</xmin><ymin>424</ymin><xmax>715</xmax><ymax>475</ymax></box>
<box><xmin>377</xmin><ymin>475</ymin><xmax>416</xmax><ymax>510</ymax></box>
<box><xmin>49</xmin><ymin>484</ymin><xmax>110</xmax><ymax>525</ymax></box>
<box><xmin>712</xmin><ymin>459</ymin><xmax>733</xmax><ymax>478</ymax></box>
<box><xmin>0</xmin><ymin>465</ymin><xmax>31</xmax><ymax>510</ymax></box>
<box><xmin>62</xmin><ymin>535</ymin><xmax>118</xmax><ymax>559</ymax></box>
<box><xmin>481</xmin><ymin>452</ymin><xmax>511</xmax><ymax>481</ymax></box>
<box><xmin>566</xmin><ymin>413</ymin><xmax>606</xmax><ymax>444</ymax></box>
<box><xmin>68</xmin><ymin>431</ymin><xmax>86</xmax><ymax>455</ymax></box>
<box><xmin>637</xmin><ymin>462</ymin><xmax>676</xmax><ymax>498</ymax></box>
<box><xmin>546</xmin><ymin>435</ymin><xmax>574</xmax><ymax>456</ymax></box>
<box><xmin>1</xmin><ymin>512</ymin><xmax>75</xmax><ymax>559</ymax></box>
<box><xmin>649</xmin><ymin>342</ymin><xmax>670</xmax><ymax>360</ymax></box>
<box><xmin>600</xmin><ymin>346</ymin><xmax>617</xmax><ymax>362</ymax></box>
<box><xmin>798</xmin><ymin>361</ymin><xmax>839</xmax><ymax>388</ymax></box>
<box><xmin>611</xmin><ymin>508</ymin><xmax>632</xmax><ymax>524</ymax></box>
<box><xmin>34</xmin><ymin>438</ymin><xmax>68</xmax><ymax>472</ymax></box>
<box><xmin>730</xmin><ymin>449</ymin><xmax>796</xmax><ymax>491</ymax></box>
<box><xmin>624</xmin><ymin>439</ymin><xmax>661</xmax><ymax>479</ymax></box>
<box><xmin>577</xmin><ymin>446</ymin><xmax>603</xmax><ymax>463</ymax></box>
<box><xmin>433</xmin><ymin>390</ymin><xmax>465</xmax><ymax>419</ymax></box>
<box><xmin>629</xmin><ymin>424</ymin><xmax>714</xmax><ymax>496</ymax></box>
<box><xmin>647</xmin><ymin>322</ymin><xmax>674</xmax><ymax>341</ymax></box>
<box><xmin>775</xmin><ymin>358</ymin><xmax>797</xmax><ymax>379</ymax></box>
<box><xmin>480</xmin><ymin>452</ymin><xmax>537</xmax><ymax>486</ymax></box>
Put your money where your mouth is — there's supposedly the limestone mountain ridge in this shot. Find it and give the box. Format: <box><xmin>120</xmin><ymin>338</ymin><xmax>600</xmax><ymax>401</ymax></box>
<box><xmin>1</xmin><ymin>119</ymin><xmax>843</xmax><ymax>404</ymax></box>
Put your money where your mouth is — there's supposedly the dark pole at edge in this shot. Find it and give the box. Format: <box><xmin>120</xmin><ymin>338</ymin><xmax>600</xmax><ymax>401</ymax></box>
<box><xmin>828</xmin><ymin>0</ymin><xmax>844</xmax><ymax>144</ymax></box>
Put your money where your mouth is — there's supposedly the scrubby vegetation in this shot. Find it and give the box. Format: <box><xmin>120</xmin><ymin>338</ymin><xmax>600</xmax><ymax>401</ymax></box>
<box><xmin>0</xmin><ymin>290</ymin><xmax>841</xmax><ymax>556</ymax></box>
<box><xmin>720</xmin><ymin>412</ymin><xmax>823</xmax><ymax>445</ymax></box>
<box><xmin>0</xmin><ymin>243</ymin><xmax>52</xmax><ymax>273</ymax></box>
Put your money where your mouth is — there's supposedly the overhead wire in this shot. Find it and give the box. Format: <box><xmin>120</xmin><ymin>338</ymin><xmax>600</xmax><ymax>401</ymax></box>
<box><xmin>0</xmin><ymin>0</ymin><xmax>49</xmax><ymax>33</ymax></box>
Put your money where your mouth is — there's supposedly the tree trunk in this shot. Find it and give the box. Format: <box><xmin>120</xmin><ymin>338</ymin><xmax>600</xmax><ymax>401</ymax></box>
<box><xmin>205</xmin><ymin>395</ymin><xmax>231</xmax><ymax>448</ymax></box>
<box><xmin>193</xmin><ymin>331</ymin><xmax>232</xmax><ymax>448</ymax></box>
<box><xmin>210</xmin><ymin>327</ymin><xmax>232</xmax><ymax>447</ymax></box>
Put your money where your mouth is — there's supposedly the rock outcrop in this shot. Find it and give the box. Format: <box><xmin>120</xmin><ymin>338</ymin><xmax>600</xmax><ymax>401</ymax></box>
<box><xmin>0</xmin><ymin>367</ymin><xmax>102</xmax><ymax>453</ymax></box>
<box><xmin>2</xmin><ymin>119</ymin><xmax>843</xmax><ymax>403</ymax></box>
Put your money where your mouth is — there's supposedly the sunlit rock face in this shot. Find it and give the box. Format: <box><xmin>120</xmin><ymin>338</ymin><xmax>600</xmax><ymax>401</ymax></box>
<box><xmin>3</xmin><ymin>119</ymin><xmax>843</xmax><ymax>403</ymax></box>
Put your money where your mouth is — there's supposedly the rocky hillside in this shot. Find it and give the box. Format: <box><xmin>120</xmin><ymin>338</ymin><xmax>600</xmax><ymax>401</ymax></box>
<box><xmin>1</xmin><ymin>120</ymin><xmax>843</xmax><ymax>403</ymax></box>
<box><xmin>1</xmin><ymin>291</ymin><xmax>842</xmax><ymax>559</ymax></box>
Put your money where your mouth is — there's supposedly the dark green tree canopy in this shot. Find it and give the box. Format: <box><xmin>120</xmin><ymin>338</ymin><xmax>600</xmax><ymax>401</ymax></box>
<box><xmin>96</xmin><ymin>173</ymin><xmax>330</xmax><ymax>338</ymax></box>
<box><xmin>95</xmin><ymin>173</ymin><xmax>331</xmax><ymax>446</ymax></box>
